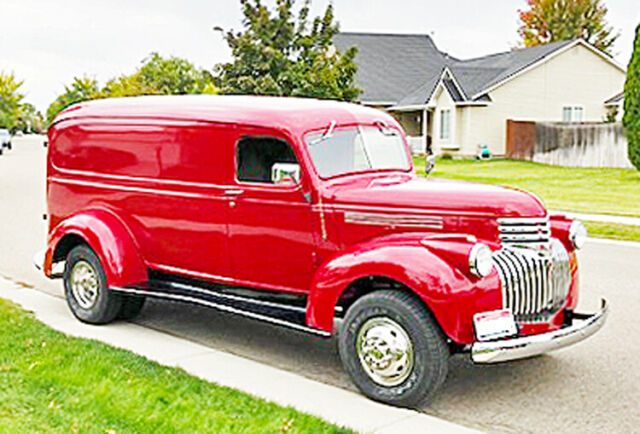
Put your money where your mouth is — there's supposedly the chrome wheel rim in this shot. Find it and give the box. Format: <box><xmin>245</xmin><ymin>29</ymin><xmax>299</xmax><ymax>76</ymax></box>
<box><xmin>356</xmin><ymin>317</ymin><xmax>414</xmax><ymax>387</ymax></box>
<box><xmin>70</xmin><ymin>260</ymin><xmax>100</xmax><ymax>309</ymax></box>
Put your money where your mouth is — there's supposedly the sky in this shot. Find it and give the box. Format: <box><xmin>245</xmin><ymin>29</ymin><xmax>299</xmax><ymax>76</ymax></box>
<box><xmin>1</xmin><ymin>0</ymin><xmax>638</xmax><ymax>112</ymax></box>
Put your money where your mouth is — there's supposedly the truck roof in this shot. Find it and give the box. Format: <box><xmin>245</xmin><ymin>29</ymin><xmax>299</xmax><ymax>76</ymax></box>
<box><xmin>53</xmin><ymin>95</ymin><xmax>398</xmax><ymax>135</ymax></box>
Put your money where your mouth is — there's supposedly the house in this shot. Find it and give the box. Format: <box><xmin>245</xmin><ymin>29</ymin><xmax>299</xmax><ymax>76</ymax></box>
<box><xmin>333</xmin><ymin>33</ymin><xmax>627</xmax><ymax>156</ymax></box>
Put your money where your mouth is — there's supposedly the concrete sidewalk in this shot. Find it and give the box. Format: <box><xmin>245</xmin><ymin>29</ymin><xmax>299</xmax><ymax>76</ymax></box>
<box><xmin>551</xmin><ymin>210</ymin><xmax>640</xmax><ymax>226</ymax></box>
<box><xmin>0</xmin><ymin>277</ymin><xmax>477</xmax><ymax>434</ymax></box>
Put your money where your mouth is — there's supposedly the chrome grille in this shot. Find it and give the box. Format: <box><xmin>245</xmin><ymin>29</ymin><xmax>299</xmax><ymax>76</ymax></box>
<box><xmin>498</xmin><ymin>217</ymin><xmax>550</xmax><ymax>250</ymax></box>
<box><xmin>492</xmin><ymin>239</ymin><xmax>571</xmax><ymax>322</ymax></box>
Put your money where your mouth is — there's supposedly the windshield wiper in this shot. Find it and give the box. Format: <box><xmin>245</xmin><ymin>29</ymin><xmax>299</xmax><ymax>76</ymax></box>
<box><xmin>310</xmin><ymin>120</ymin><xmax>336</xmax><ymax>145</ymax></box>
<box><xmin>374</xmin><ymin>120</ymin><xmax>399</xmax><ymax>136</ymax></box>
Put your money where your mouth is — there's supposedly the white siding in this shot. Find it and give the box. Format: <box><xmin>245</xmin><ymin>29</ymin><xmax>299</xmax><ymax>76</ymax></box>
<box><xmin>453</xmin><ymin>43</ymin><xmax>626</xmax><ymax>156</ymax></box>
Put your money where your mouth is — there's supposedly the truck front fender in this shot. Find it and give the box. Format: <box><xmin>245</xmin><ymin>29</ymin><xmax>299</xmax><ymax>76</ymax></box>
<box><xmin>45</xmin><ymin>209</ymin><xmax>147</xmax><ymax>287</ymax></box>
<box><xmin>306</xmin><ymin>236</ymin><xmax>502</xmax><ymax>344</ymax></box>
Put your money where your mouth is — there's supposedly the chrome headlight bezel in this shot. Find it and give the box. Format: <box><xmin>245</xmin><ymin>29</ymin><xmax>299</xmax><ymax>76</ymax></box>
<box><xmin>469</xmin><ymin>243</ymin><xmax>494</xmax><ymax>277</ymax></box>
<box><xmin>569</xmin><ymin>220</ymin><xmax>588</xmax><ymax>249</ymax></box>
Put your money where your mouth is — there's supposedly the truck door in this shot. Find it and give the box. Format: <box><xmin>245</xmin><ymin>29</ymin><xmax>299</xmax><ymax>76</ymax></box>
<box><xmin>226</xmin><ymin>132</ymin><xmax>316</xmax><ymax>293</ymax></box>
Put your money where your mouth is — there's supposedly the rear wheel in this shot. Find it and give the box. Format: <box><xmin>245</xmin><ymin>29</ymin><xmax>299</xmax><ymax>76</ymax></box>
<box><xmin>63</xmin><ymin>245</ymin><xmax>122</xmax><ymax>324</ymax></box>
<box><xmin>338</xmin><ymin>290</ymin><xmax>449</xmax><ymax>407</ymax></box>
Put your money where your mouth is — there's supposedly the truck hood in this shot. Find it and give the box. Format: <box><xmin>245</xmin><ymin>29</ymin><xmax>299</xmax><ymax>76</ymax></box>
<box><xmin>324</xmin><ymin>173</ymin><xmax>546</xmax><ymax>218</ymax></box>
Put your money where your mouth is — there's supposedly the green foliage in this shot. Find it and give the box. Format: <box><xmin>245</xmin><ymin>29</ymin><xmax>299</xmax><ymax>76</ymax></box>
<box><xmin>0</xmin><ymin>72</ymin><xmax>25</xmax><ymax>130</ymax></box>
<box><xmin>624</xmin><ymin>25</ymin><xmax>640</xmax><ymax>171</ymax></box>
<box><xmin>136</xmin><ymin>52</ymin><xmax>217</xmax><ymax>95</ymax></box>
<box><xmin>46</xmin><ymin>77</ymin><xmax>100</xmax><ymax>124</ymax></box>
<box><xmin>0</xmin><ymin>299</ymin><xmax>353</xmax><ymax>433</ymax></box>
<box><xmin>0</xmin><ymin>72</ymin><xmax>45</xmax><ymax>133</ymax></box>
<box><xmin>216</xmin><ymin>0</ymin><xmax>361</xmax><ymax>101</ymax></box>
<box><xmin>47</xmin><ymin>54</ymin><xmax>216</xmax><ymax>123</ymax></box>
<box><xmin>518</xmin><ymin>0</ymin><xmax>619</xmax><ymax>54</ymax></box>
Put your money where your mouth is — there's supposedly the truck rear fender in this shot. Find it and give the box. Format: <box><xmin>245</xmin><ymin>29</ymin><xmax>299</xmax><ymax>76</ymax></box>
<box><xmin>306</xmin><ymin>236</ymin><xmax>502</xmax><ymax>344</ymax></box>
<box><xmin>45</xmin><ymin>209</ymin><xmax>147</xmax><ymax>287</ymax></box>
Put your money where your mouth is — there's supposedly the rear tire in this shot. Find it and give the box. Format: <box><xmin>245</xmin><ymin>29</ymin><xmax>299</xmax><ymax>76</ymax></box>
<box><xmin>118</xmin><ymin>295</ymin><xmax>146</xmax><ymax>320</ymax></box>
<box><xmin>63</xmin><ymin>244</ymin><xmax>122</xmax><ymax>324</ymax></box>
<box><xmin>338</xmin><ymin>290</ymin><xmax>449</xmax><ymax>407</ymax></box>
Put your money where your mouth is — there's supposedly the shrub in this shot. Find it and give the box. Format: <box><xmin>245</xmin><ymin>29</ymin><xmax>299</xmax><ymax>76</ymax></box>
<box><xmin>623</xmin><ymin>24</ymin><xmax>640</xmax><ymax>171</ymax></box>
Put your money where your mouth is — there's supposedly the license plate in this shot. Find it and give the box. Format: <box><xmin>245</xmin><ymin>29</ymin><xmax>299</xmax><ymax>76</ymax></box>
<box><xmin>473</xmin><ymin>309</ymin><xmax>518</xmax><ymax>341</ymax></box>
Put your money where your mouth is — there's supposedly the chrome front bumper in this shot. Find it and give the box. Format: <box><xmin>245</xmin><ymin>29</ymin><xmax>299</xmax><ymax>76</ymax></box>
<box><xmin>471</xmin><ymin>298</ymin><xmax>608</xmax><ymax>364</ymax></box>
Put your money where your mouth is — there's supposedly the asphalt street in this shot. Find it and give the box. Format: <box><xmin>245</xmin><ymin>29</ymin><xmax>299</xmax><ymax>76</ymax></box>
<box><xmin>1</xmin><ymin>135</ymin><xmax>638</xmax><ymax>433</ymax></box>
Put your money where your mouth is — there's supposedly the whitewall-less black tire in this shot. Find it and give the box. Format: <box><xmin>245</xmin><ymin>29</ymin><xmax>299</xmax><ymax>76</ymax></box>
<box><xmin>63</xmin><ymin>244</ymin><xmax>122</xmax><ymax>324</ymax></box>
<box><xmin>338</xmin><ymin>290</ymin><xmax>449</xmax><ymax>407</ymax></box>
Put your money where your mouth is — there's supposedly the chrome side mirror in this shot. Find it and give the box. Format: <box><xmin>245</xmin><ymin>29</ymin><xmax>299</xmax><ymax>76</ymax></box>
<box><xmin>425</xmin><ymin>155</ymin><xmax>436</xmax><ymax>174</ymax></box>
<box><xmin>271</xmin><ymin>163</ymin><xmax>301</xmax><ymax>185</ymax></box>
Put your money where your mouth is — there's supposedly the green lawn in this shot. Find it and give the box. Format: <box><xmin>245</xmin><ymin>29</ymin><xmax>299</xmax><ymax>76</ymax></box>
<box><xmin>414</xmin><ymin>157</ymin><xmax>640</xmax><ymax>218</ymax></box>
<box><xmin>0</xmin><ymin>298</ymin><xmax>352</xmax><ymax>434</ymax></box>
<box><xmin>413</xmin><ymin>157</ymin><xmax>640</xmax><ymax>242</ymax></box>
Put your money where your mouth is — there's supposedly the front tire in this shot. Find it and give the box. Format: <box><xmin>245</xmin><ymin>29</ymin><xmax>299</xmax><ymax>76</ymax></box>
<box><xmin>338</xmin><ymin>291</ymin><xmax>449</xmax><ymax>407</ymax></box>
<box><xmin>63</xmin><ymin>245</ymin><xmax>122</xmax><ymax>324</ymax></box>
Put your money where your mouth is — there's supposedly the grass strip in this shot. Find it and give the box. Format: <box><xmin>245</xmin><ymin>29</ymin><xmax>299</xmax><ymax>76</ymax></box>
<box><xmin>584</xmin><ymin>220</ymin><xmax>640</xmax><ymax>242</ymax></box>
<box><xmin>0</xmin><ymin>298</ymin><xmax>353</xmax><ymax>434</ymax></box>
<box><xmin>414</xmin><ymin>157</ymin><xmax>640</xmax><ymax>218</ymax></box>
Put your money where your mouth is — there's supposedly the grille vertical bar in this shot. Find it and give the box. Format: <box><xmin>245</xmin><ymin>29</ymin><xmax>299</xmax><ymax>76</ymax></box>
<box><xmin>492</xmin><ymin>238</ymin><xmax>571</xmax><ymax>322</ymax></box>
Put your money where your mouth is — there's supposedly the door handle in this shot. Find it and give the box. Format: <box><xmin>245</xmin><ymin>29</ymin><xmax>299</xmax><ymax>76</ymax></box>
<box><xmin>224</xmin><ymin>189</ymin><xmax>244</xmax><ymax>196</ymax></box>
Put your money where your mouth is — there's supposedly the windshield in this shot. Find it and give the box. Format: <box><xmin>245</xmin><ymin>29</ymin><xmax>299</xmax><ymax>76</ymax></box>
<box><xmin>306</xmin><ymin>125</ymin><xmax>411</xmax><ymax>178</ymax></box>
<box><xmin>0</xmin><ymin>130</ymin><xmax>9</xmax><ymax>137</ymax></box>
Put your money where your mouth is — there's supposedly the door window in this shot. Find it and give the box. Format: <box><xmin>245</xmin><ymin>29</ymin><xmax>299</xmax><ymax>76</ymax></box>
<box><xmin>236</xmin><ymin>137</ymin><xmax>298</xmax><ymax>183</ymax></box>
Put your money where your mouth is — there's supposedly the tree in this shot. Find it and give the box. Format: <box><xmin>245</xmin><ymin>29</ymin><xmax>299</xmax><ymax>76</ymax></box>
<box><xmin>47</xmin><ymin>77</ymin><xmax>100</xmax><ymax>123</ymax></box>
<box><xmin>624</xmin><ymin>25</ymin><xmax>640</xmax><ymax>171</ymax></box>
<box><xmin>518</xmin><ymin>0</ymin><xmax>619</xmax><ymax>55</ymax></box>
<box><xmin>48</xmin><ymin>54</ymin><xmax>217</xmax><ymax>123</ymax></box>
<box><xmin>0</xmin><ymin>72</ymin><xmax>25</xmax><ymax>130</ymax></box>
<box><xmin>137</xmin><ymin>52</ymin><xmax>216</xmax><ymax>95</ymax></box>
<box><xmin>216</xmin><ymin>0</ymin><xmax>360</xmax><ymax>101</ymax></box>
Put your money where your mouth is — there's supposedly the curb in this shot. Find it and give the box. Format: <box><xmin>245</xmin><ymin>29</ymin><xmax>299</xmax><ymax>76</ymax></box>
<box><xmin>0</xmin><ymin>278</ymin><xmax>478</xmax><ymax>434</ymax></box>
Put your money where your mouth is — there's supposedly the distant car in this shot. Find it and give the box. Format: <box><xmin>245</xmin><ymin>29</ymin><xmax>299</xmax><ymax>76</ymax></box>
<box><xmin>0</xmin><ymin>129</ymin><xmax>12</xmax><ymax>155</ymax></box>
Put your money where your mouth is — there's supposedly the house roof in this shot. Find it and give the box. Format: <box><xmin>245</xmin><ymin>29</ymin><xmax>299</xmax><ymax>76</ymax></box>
<box><xmin>333</xmin><ymin>33</ymin><xmax>452</xmax><ymax>104</ymax></box>
<box><xmin>334</xmin><ymin>33</ymin><xmax>623</xmax><ymax>108</ymax></box>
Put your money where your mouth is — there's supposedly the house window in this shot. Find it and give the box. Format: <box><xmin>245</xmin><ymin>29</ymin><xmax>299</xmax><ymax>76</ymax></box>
<box><xmin>439</xmin><ymin>109</ymin><xmax>451</xmax><ymax>140</ymax></box>
<box><xmin>562</xmin><ymin>106</ymin><xmax>584</xmax><ymax>123</ymax></box>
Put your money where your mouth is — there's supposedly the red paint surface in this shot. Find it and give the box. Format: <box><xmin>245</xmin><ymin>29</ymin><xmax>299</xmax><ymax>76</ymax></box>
<box><xmin>45</xmin><ymin>96</ymin><xmax>581</xmax><ymax>343</ymax></box>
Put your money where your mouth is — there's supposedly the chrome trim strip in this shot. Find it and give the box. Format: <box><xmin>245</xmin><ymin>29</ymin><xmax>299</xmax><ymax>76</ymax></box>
<box><xmin>160</xmin><ymin>280</ymin><xmax>309</xmax><ymax>314</ymax></box>
<box><xmin>50</xmin><ymin>177</ymin><xmax>219</xmax><ymax>200</ymax></box>
<box><xmin>472</xmin><ymin>298</ymin><xmax>608</xmax><ymax>363</ymax></box>
<box><xmin>110</xmin><ymin>286</ymin><xmax>331</xmax><ymax>338</ymax></box>
<box><xmin>344</xmin><ymin>211</ymin><xmax>444</xmax><ymax>229</ymax></box>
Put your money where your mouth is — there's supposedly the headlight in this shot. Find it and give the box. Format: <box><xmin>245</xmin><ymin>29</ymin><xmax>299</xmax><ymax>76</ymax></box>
<box><xmin>569</xmin><ymin>220</ymin><xmax>588</xmax><ymax>249</ymax></box>
<box><xmin>469</xmin><ymin>243</ymin><xmax>493</xmax><ymax>277</ymax></box>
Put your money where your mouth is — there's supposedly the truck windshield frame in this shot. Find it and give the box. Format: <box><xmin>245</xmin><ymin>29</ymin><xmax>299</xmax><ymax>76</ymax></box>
<box><xmin>305</xmin><ymin>125</ymin><xmax>411</xmax><ymax>179</ymax></box>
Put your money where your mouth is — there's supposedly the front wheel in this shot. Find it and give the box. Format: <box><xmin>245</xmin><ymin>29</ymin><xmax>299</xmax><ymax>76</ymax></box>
<box><xmin>338</xmin><ymin>291</ymin><xmax>449</xmax><ymax>407</ymax></box>
<box><xmin>63</xmin><ymin>244</ymin><xmax>122</xmax><ymax>324</ymax></box>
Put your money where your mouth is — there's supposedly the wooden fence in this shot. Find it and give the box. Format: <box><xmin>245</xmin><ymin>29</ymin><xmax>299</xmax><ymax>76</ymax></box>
<box><xmin>506</xmin><ymin>120</ymin><xmax>632</xmax><ymax>168</ymax></box>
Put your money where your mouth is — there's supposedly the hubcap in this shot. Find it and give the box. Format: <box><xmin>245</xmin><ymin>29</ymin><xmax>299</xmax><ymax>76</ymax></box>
<box><xmin>70</xmin><ymin>260</ymin><xmax>99</xmax><ymax>309</ymax></box>
<box><xmin>356</xmin><ymin>317</ymin><xmax>414</xmax><ymax>387</ymax></box>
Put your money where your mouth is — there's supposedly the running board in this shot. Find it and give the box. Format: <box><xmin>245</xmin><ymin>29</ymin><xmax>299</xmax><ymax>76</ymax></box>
<box><xmin>110</xmin><ymin>279</ymin><xmax>332</xmax><ymax>338</ymax></box>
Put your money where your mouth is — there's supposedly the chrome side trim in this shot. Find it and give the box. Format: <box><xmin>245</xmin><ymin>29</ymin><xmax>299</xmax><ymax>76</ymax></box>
<box><xmin>50</xmin><ymin>177</ymin><xmax>218</xmax><ymax>200</ymax></box>
<box><xmin>471</xmin><ymin>298</ymin><xmax>608</xmax><ymax>363</ymax></box>
<box><xmin>344</xmin><ymin>211</ymin><xmax>444</xmax><ymax>229</ymax></box>
<box><xmin>110</xmin><ymin>286</ymin><xmax>331</xmax><ymax>337</ymax></box>
<box><xmin>160</xmin><ymin>280</ymin><xmax>309</xmax><ymax>314</ymax></box>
